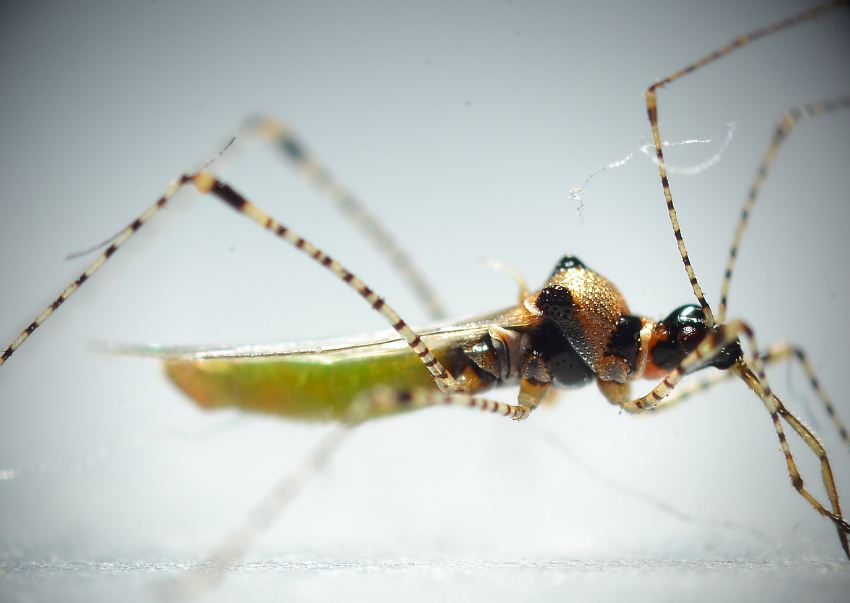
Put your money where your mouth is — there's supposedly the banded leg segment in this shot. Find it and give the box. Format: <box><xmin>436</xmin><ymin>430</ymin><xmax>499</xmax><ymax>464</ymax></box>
<box><xmin>620</xmin><ymin>320</ymin><xmax>849</xmax><ymax>557</ymax></box>
<box><xmin>757</xmin><ymin>342</ymin><xmax>849</xmax><ymax>449</ymax></box>
<box><xmin>0</xmin><ymin>181</ymin><xmax>179</xmax><ymax>365</ymax></box>
<box><xmin>644</xmin><ymin>0</ymin><xmax>848</xmax><ymax>327</ymax></box>
<box><xmin>735</xmin><ymin>363</ymin><xmax>849</xmax><ymax>557</ymax></box>
<box><xmin>242</xmin><ymin>115</ymin><xmax>447</xmax><ymax>320</ymax></box>
<box><xmin>717</xmin><ymin>95</ymin><xmax>850</xmax><ymax>322</ymax></box>
<box><xmin>645</xmin><ymin>342</ymin><xmax>850</xmax><ymax>453</ymax></box>
<box><xmin>347</xmin><ymin>386</ymin><xmax>532</xmax><ymax>422</ymax></box>
<box><xmin>1</xmin><ymin>172</ymin><xmax>457</xmax><ymax>392</ymax></box>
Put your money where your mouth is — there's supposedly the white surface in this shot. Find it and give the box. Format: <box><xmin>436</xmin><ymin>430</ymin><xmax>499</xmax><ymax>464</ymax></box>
<box><xmin>1</xmin><ymin>1</ymin><xmax>849</xmax><ymax>601</ymax></box>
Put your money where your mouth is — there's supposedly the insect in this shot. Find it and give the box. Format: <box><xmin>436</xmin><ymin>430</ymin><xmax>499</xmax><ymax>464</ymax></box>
<box><xmin>1</xmin><ymin>0</ymin><xmax>848</xmax><ymax>596</ymax></box>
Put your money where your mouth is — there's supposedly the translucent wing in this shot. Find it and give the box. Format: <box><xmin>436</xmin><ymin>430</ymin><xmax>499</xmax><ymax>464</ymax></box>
<box><xmin>101</xmin><ymin>306</ymin><xmax>539</xmax><ymax>422</ymax></box>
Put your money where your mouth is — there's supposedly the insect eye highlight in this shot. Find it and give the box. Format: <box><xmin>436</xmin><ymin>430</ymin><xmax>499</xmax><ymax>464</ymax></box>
<box><xmin>677</xmin><ymin>324</ymin><xmax>703</xmax><ymax>351</ymax></box>
<box><xmin>650</xmin><ymin>304</ymin><xmax>709</xmax><ymax>371</ymax></box>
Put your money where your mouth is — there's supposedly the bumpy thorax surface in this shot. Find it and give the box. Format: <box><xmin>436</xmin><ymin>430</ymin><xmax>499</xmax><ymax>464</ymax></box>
<box><xmin>531</xmin><ymin>259</ymin><xmax>637</xmax><ymax>384</ymax></box>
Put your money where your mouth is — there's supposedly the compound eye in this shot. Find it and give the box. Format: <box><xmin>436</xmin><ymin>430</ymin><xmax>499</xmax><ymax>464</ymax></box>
<box><xmin>652</xmin><ymin>304</ymin><xmax>709</xmax><ymax>371</ymax></box>
<box><xmin>667</xmin><ymin>304</ymin><xmax>705</xmax><ymax>324</ymax></box>
<box><xmin>666</xmin><ymin>305</ymin><xmax>707</xmax><ymax>351</ymax></box>
<box><xmin>677</xmin><ymin>323</ymin><xmax>702</xmax><ymax>353</ymax></box>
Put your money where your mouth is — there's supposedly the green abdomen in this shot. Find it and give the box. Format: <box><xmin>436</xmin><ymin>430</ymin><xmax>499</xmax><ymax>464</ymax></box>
<box><xmin>164</xmin><ymin>337</ymin><xmax>465</xmax><ymax>422</ymax></box>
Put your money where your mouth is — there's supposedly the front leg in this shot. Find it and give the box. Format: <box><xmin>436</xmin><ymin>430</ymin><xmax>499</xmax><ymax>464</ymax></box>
<box><xmin>611</xmin><ymin>320</ymin><xmax>850</xmax><ymax>558</ymax></box>
<box><xmin>596</xmin><ymin>378</ymin><xmax>631</xmax><ymax>407</ymax></box>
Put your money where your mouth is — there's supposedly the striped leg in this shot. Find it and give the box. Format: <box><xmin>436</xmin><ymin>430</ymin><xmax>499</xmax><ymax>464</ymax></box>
<box><xmin>645</xmin><ymin>341</ymin><xmax>850</xmax><ymax>454</ymax></box>
<box><xmin>346</xmin><ymin>386</ymin><xmax>532</xmax><ymax>423</ymax></box>
<box><xmin>622</xmin><ymin>320</ymin><xmax>849</xmax><ymax>558</ymax></box>
<box><xmin>644</xmin><ymin>0</ymin><xmax>848</xmax><ymax>327</ymax></box>
<box><xmin>642</xmin><ymin>370</ymin><xmax>732</xmax><ymax>415</ymax></box>
<box><xmin>61</xmin><ymin>116</ymin><xmax>447</xmax><ymax>321</ymax></box>
<box><xmin>717</xmin><ymin>95</ymin><xmax>850</xmax><ymax>322</ymax></box>
<box><xmin>757</xmin><ymin>343</ymin><xmax>850</xmax><ymax>450</ymax></box>
<box><xmin>0</xmin><ymin>172</ymin><xmax>457</xmax><ymax>393</ymax></box>
<box><xmin>157</xmin><ymin>385</ymin><xmax>529</xmax><ymax>599</ymax></box>
<box><xmin>735</xmin><ymin>362</ymin><xmax>850</xmax><ymax>558</ymax></box>
<box><xmin>241</xmin><ymin>115</ymin><xmax>447</xmax><ymax>320</ymax></box>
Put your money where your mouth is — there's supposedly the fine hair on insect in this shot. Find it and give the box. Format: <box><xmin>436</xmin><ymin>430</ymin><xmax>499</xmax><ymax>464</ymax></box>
<box><xmin>1</xmin><ymin>1</ymin><xmax>849</xmax><ymax>599</ymax></box>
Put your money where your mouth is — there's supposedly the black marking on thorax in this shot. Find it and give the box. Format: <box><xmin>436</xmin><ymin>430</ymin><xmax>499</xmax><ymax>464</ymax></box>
<box><xmin>526</xmin><ymin>321</ymin><xmax>594</xmax><ymax>388</ymax></box>
<box><xmin>606</xmin><ymin>315</ymin><xmax>643</xmax><ymax>375</ymax></box>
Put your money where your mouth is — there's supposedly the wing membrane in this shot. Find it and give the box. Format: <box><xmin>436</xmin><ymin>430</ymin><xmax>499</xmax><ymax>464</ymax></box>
<box><xmin>97</xmin><ymin>305</ymin><xmax>537</xmax><ymax>362</ymax></box>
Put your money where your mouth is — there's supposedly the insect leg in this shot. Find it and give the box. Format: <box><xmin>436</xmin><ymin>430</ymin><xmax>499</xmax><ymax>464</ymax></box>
<box><xmin>0</xmin><ymin>180</ymin><xmax>182</xmax><ymax>365</ymax></box>
<box><xmin>154</xmin><ymin>423</ymin><xmax>355</xmax><ymax>601</ymax></box>
<box><xmin>644</xmin><ymin>0</ymin><xmax>848</xmax><ymax>327</ymax></box>
<box><xmin>61</xmin><ymin>116</ymin><xmax>446</xmax><ymax>320</ymax></box>
<box><xmin>757</xmin><ymin>342</ymin><xmax>849</xmax><ymax>451</ymax></box>
<box><xmin>718</xmin><ymin>95</ymin><xmax>850</xmax><ymax>322</ymax></box>
<box><xmin>346</xmin><ymin>386</ymin><xmax>532</xmax><ymax>422</ymax></box>
<box><xmin>645</xmin><ymin>341</ymin><xmax>850</xmax><ymax>453</ymax></box>
<box><xmin>622</xmin><ymin>320</ymin><xmax>849</xmax><ymax>557</ymax></box>
<box><xmin>0</xmin><ymin>173</ymin><xmax>458</xmax><ymax>393</ymax></box>
<box><xmin>157</xmin><ymin>386</ymin><xmax>530</xmax><ymax>599</ymax></box>
<box><xmin>240</xmin><ymin>115</ymin><xmax>448</xmax><ymax>319</ymax></box>
<box><xmin>736</xmin><ymin>359</ymin><xmax>849</xmax><ymax>558</ymax></box>
<box><xmin>641</xmin><ymin>370</ymin><xmax>732</xmax><ymax>414</ymax></box>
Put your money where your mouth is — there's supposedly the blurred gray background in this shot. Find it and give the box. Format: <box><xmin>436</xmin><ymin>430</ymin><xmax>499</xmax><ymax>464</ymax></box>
<box><xmin>1</xmin><ymin>1</ymin><xmax>849</xmax><ymax>601</ymax></box>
